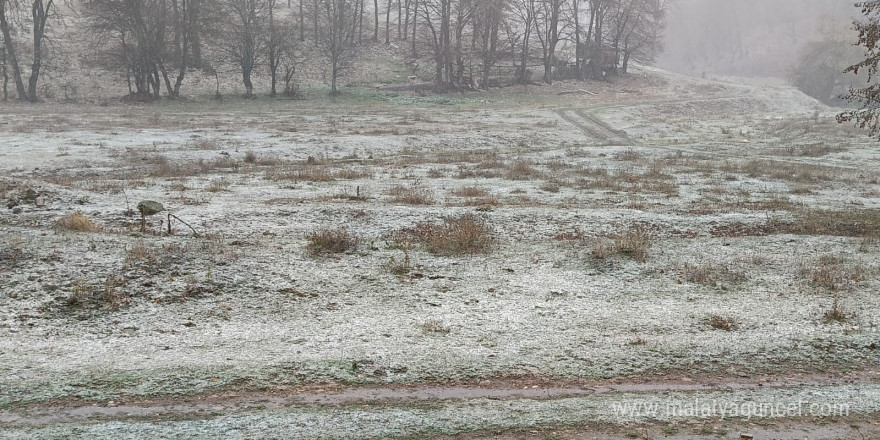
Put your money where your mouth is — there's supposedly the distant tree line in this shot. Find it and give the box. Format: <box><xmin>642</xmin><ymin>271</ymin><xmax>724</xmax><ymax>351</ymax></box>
<box><xmin>0</xmin><ymin>0</ymin><xmax>668</xmax><ymax>101</ymax></box>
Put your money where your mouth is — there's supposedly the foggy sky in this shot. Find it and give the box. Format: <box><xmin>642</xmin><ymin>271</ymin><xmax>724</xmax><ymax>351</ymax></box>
<box><xmin>657</xmin><ymin>0</ymin><xmax>859</xmax><ymax>78</ymax></box>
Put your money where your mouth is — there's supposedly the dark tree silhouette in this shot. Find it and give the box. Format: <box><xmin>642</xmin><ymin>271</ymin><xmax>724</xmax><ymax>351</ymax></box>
<box><xmin>838</xmin><ymin>1</ymin><xmax>880</xmax><ymax>137</ymax></box>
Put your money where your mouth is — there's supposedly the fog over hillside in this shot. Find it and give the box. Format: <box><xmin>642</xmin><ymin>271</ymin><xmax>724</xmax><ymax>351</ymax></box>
<box><xmin>658</xmin><ymin>0</ymin><xmax>859</xmax><ymax>77</ymax></box>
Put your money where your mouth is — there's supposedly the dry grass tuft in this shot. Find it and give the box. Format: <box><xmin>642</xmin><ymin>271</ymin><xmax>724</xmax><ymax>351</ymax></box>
<box><xmin>506</xmin><ymin>160</ymin><xmax>543</xmax><ymax>180</ymax></box>
<box><xmin>149</xmin><ymin>156</ymin><xmax>240</xmax><ymax>177</ymax></box>
<box><xmin>409</xmin><ymin>214</ymin><xmax>494</xmax><ymax>256</ymax></box>
<box><xmin>206</xmin><ymin>178</ymin><xmax>232</xmax><ymax>192</ymax></box>
<box><xmin>55</xmin><ymin>212</ymin><xmax>102</xmax><ymax>232</ymax></box>
<box><xmin>786</xmin><ymin>209</ymin><xmax>880</xmax><ymax>237</ymax></box>
<box><xmin>388</xmin><ymin>184</ymin><xmax>435</xmax><ymax>205</ymax></box>
<box><xmin>421</xmin><ymin>319</ymin><xmax>451</xmax><ymax>334</ymax></box>
<box><xmin>306</xmin><ymin>227</ymin><xmax>359</xmax><ymax>256</ymax></box>
<box><xmin>799</xmin><ymin>255</ymin><xmax>867</xmax><ymax>291</ymax></box>
<box><xmin>823</xmin><ymin>296</ymin><xmax>854</xmax><ymax>323</ymax></box>
<box><xmin>705</xmin><ymin>314</ymin><xmax>739</xmax><ymax>331</ymax></box>
<box><xmin>681</xmin><ymin>263</ymin><xmax>746</xmax><ymax>286</ymax></box>
<box><xmin>453</xmin><ymin>186</ymin><xmax>489</xmax><ymax>198</ymax></box>
<box><xmin>592</xmin><ymin>227</ymin><xmax>652</xmax><ymax>263</ymax></box>
<box><xmin>66</xmin><ymin>276</ymin><xmax>128</xmax><ymax>310</ymax></box>
<box><xmin>0</xmin><ymin>237</ymin><xmax>28</xmax><ymax>268</ymax></box>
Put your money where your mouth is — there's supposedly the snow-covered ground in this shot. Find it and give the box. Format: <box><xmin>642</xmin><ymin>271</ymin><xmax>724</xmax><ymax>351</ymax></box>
<box><xmin>1</xmin><ymin>68</ymin><xmax>878</xmax><ymax>437</ymax></box>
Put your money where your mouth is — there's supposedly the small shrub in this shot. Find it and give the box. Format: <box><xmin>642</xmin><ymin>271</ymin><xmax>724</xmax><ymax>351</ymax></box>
<box><xmin>335</xmin><ymin>167</ymin><xmax>374</xmax><ymax>180</ymax></box>
<box><xmin>66</xmin><ymin>276</ymin><xmax>128</xmax><ymax>310</ymax></box>
<box><xmin>385</xmin><ymin>233</ymin><xmax>415</xmax><ymax>277</ymax></box>
<box><xmin>206</xmin><ymin>178</ymin><xmax>231</xmax><ymax>192</ymax></box>
<box><xmin>266</xmin><ymin>164</ymin><xmax>335</xmax><ymax>182</ymax></box>
<box><xmin>614</xmin><ymin>149</ymin><xmax>644</xmax><ymax>161</ymax></box>
<box><xmin>125</xmin><ymin>240</ymin><xmax>158</xmax><ymax>268</ymax></box>
<box><xmin>244</xmin><ymin>150</ymin><xmax>257</xmax><ymax>164</ymax></box>
<box><xmin>410</xmin><ymin>214</ymin><xmax>493</xmax><ymax>256</ymax></box>
<box><xmin>681</xmin><ymin>263</ymin><xmax>746</xmax><ymax>286</ymax></box>
<box><xmin>0</xmin><ymin>237</ymin><xmax>27</xmax><ymax>268</ymax></box>
<box><xmin>705</xmin><ymin>314</ymin><xmax>739</xmax><ymax>331</ymax></box>
<box><xmin>800</xmin><ymin>255</ymin><xmax>865</xmax><ymax>291</ymax></box>
<box><xmin>860</xmin><ymin>235</ymin><xmax>878</xmax><ymax>252</ymax></box>
<box><xmin>306</xmin><ymin>227</ymin><xmax>359</xmax><ymax>256</ymax></box>
<box><xmin>55</xmin><ymin>212</ymin><xmax>102</xmax><ymax>232</ymax></box>
<box><xmin>506</xmin><ymin>160</ymin><xmax>543</xmax><ymax>180</ymax></box>
<box><xmin>421</xmin><ymin>319</ymin><xmax>451</xmax><ymax>334</ymax></box>
<box><xmin>427</xmin><ymin>168</ymin><xmax>446</xmax><ymax>178</ymax></box>
<box><xmin>592</xmin><ymin>227</ymin><xmax>652</xmax><ymax>262</ymax></box>
<box><xmin>386</xmin><ymin>253</ymin><xmax>412</xmax><ymax>277</ymax></box>
<box><xmin>453</xmin><ymin>186</ymin><xmax>489</xmax><ymax>198</ymax></box>
<box><xmin>823</xmin><ymin>296</ymin><xmax>853</xmax><ymax>323</ymax></box>
<box><xmin>540</xmin><ymin>181</ymin><xmax>561</xmax><ymax>193</ymax></box>
<box><xmin>388</xmin><ymin>184</ymin><xmax>434</xmax><ymax>205</ymax></box>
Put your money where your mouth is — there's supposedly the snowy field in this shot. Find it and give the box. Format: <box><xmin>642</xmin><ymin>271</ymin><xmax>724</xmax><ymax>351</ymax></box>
<box><xmin>1</xmin><ymin>68</ymin><xmax>879</xmax><ymax>438</ymax></box>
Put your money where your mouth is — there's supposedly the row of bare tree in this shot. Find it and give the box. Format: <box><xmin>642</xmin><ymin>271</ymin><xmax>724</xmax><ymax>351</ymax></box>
<box><xmin>0</xmin><ymin>0</ymin><xmax>667</xmax><ymax>101</ymax></box>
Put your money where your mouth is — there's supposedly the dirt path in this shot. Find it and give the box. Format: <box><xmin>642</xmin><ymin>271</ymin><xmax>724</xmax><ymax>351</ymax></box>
<box><xmin>3</xmin><ymin>369</ymin><xmax>877</xmax><ymax>428</ymax></box>
<box><xmin>554</xmin><ymin>82</ymin><xmax>874</xmax><ymax>176</ymax></box>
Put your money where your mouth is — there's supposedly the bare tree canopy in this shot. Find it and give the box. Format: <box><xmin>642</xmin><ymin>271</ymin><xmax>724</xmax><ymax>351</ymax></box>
<box><xmin>838</xmin><ymin>0</ymin><xmax>880</xmax><ymax>137</ymax></box>
<box><xmin>312</xmin><ymin>0</ymin><xmax>359</xmax><ymax>95</ymax></box>
<box><xmin>0</xmin><ymin>0</ymin><xmax>59</xmax><ymax>102</ymax></box>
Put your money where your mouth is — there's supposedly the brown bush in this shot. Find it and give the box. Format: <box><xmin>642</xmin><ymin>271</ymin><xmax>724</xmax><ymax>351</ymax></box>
<box><xmin>388</xmin><ymin>184</ymin><xmax>434</xmax><ymax>205</ymax></box>
<box><xmin>55</xmin><ymin>212</ymin><xmax>102</xmax><ymax>232</ymax></box>
<box><xmin>306</xmin><ymin>227</ymin><xmax>359</xmax><ymax>256</ymax></box>
<box><xmin>410</xmin><ymin>214</ymin><xmax>493</xmax><ymax>256</ymax></box>
<box><xmin>592</xmin><ymin>227</ymin><xmax>652</xmax><ymax>263</ymax></box>
<box><xmin>705</xmin><ymin>314</ymin><xmax>739</xmax><ymax>331</ymax></box>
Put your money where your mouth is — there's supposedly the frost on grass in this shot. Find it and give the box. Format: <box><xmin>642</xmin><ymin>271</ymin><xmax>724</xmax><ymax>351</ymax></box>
<box><xmin>54</xmin><ymin>212</ymin><xmax>102</xmax><ymax>232</ymax></box>
<box><xmin>305</xmin><ymin>227</ymin><xmax>360</xmax><ymax>256</ymax></box>
<box><xmin>407</xmin><ymin>213</ymin><xmax>494</xmax><ymax>256</ymax></box>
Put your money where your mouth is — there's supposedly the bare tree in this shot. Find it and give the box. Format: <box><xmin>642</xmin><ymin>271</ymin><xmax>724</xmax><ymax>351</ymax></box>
<box><xmin>531</xmin><ymin>0</ymin><xmax>563</xmax><ymax>84</ymax></box>
<box><xmin>84</xmin><ymin>0</ymin><xmax>169</xmax><ymax>99</ymax></box>
<box><xmin>473</xmin><ymin>0</ymin><xmax>506</xmax><ymax>89</ymax></box>
<box><xmin>0</xmin><ymin>13</ymin><xmax>10</xmax><ymax>100</ymax></box>
<box><xmin>385</xmin><ymin>0</ymin><xmax>391</xmax><ymax>44</ymax></box>
<box><xmin>266</xmin><ymin>0</ymin><xmax>289</xmax><ymax>97</ymax></box>
<box><xmin>838</xmin><ymin>0</ymin><xmax>880</xmax><ymax>137</ymax></box>
<box><xmin>218</xmin><ymin>0</ymin><xmax>269</xmax><ymax>97</ymax></box>
<box><xmin>510</xmin><ymin>0</ymin><xmax>535</xmax><ymax>84</ymax></box>
<box><xmin>0</xmin><ymin>0</ymin><xmax>59</xmax><ymax>102</ymax></box>
<box><xmin>373</xmin><ymin>0</ymin><xmax>378</xmax><ymax>40</ymax></box>
<box><xmin>418</xmin><ymin>0</ymin><xmax>475</xmax><ymax>90</ymax></box>
<box><xmin>618</xmin><ymin>0</ymin><xmax>667</xmax><ymax>73</ymax></box>
<box><xmin>314</xmin><ymin>0</ymin><xmax>359</xmax><ymax>95</ymax></box>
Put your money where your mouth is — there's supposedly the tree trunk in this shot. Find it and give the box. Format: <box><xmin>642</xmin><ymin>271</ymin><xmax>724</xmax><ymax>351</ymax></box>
<box><xmin>330</xmin><ymin>63</ymin><xmax>339</xmax><ymax>95</ymax></box>
<box><xmin>373</xmin><ymin>0</ymin><xmax>378</xmax><ymax>41</ymax></box>
<box><xmin>243</xmin><ymin>68</ymin><xmax>254</xmax><ymax>97</ymax></box>
<box><xmin>358</xmin><ymin>0</ymin><xmax>364</xmax><ymax>42</ymax></box>
<box><xmin>191</xmin><ymin>0</ymin><xmax>203</xmax><ymax>68</ymax></box>
<box><xmin>2</xmin><ymin>60</ymin><xmax>7</xmax><ymax>101</ymax></box>
<box><xmin>410</xmin><ymin>0</ymin><xmax>417</xmax><ymax>55</ymax></box>
<box><xmin>402</xmin><ymin>0</ymin><xmax>409</xmax><ymax>40</ymax></box>
<box><xmin>27</xmin><ymin>0</ymin><xmax>54</xmax><ymax>102</ymax></box>
<box><xmin>300</xmin><ymin>0</ymin><xmax>305</xmax><ymax>41</ymax></box>
<box><xmin>573</xmin><ymin>0</ymin><xmax>581</xmax><ymax>78</ymax></box>
<box><xmin>385</xmin><ymin>0</ymin><xmax>391</xmax><ymax>44</ymax></box>
<box><xmin>0</xmin><ymin>1</ymin><xmax>27</xmax><ymax>101</ymax></box>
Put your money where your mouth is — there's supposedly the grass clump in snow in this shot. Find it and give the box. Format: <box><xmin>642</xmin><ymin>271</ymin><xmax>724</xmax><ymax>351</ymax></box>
<box><xmin>823</xmin><ymin>296</ymin><xmax>854</xmax><ymax>324</ymax></box>
<box><xmin>65</xmin><ymin>276</ymin><xmax>128</xmax><ymax>310</ymax></box>
<box><xmin>704</xmin><ymin>314</ymin><xmax>739</xmax><ymax>331</ymax></box>
<box><xmin>54</xmin><ymin>212</ymin><xmax>102</xmax><ymax>232</ymax></box>
<box><xmin>306</xmin><ymin>227</ymin><xmax>359</xmax><ymax>256</ymax></box>
<box><xmin>388</xmin><ymin>183</ymin><xmax>434</xmax><ymax>205</ymax></box>
<box><xmin>420</xmin><ymin>319</ymin><xmax>451</xmax><ymax>335</ymax></box>
<box><xmin>591</xmin><ymin>226</ymin><xmax>652</xmax><ymax>263</ymax></box>
<box><xmin>410</xmin><ymin>213</ymin><xmax>493</xmax><ymax>256</ymax></box>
